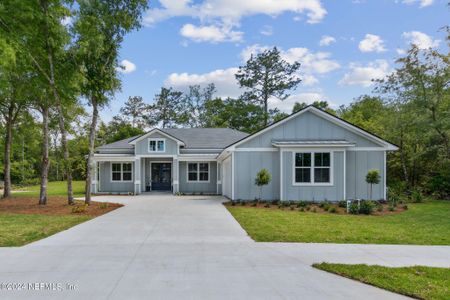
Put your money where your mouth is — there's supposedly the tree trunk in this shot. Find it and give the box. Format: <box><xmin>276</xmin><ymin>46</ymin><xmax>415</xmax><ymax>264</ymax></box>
<box><xmin>39</xmin><ymin>106</ymin><xmax>50</xmax><ymax>205</ymax></box>
<box><xmin>85</xmin><ymin>97</ymin><xmax>98</xmax><ymax>205</ymax></box>
<box><xmin>2</xmin><ymin>107</ymin><xmax>13</xmax><ymax>198</ymax></box>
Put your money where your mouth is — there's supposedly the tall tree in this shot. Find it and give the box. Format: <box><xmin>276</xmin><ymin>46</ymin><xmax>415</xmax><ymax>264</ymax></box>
<box><xmin>183</xmin><ymin>84</ymin><xmax>216</xmax><ymax>127</ymax></box>
<box><xmin>119</xmin><ymin>96</ymin><xmax>150</xmax><ymax>129</ymax></box>
<box><xmin>236</xmin><ymin>47</ymin><xmax>301</xmax><ymax>126</ymax></box>
<box><xmin>293</xmin><ymin>100</ymin><xmax>335</xmax><ymax>114</ymax></box>
<box><xmin>74</xmin><ymin>0</ymin><xmax>148</xmax><ymax>204</ymax></box>
<box><xmin>151</xmin><ymin>87</ymin><xmax>184</xmax><ymax>128</ymax></box>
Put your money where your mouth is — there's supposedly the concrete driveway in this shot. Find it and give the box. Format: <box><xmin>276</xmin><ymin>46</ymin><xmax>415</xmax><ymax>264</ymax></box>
<box><xmin>0</xmin><ymin>194</ymin><xmax>449</xmax><ymax>300</ymax></box>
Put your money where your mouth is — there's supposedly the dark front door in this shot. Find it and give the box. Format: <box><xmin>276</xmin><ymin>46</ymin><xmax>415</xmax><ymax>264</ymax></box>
<box><xmin>151</xmin><ymin>163</ymin><xmax>172</xmax><ymax>191</ymax></box>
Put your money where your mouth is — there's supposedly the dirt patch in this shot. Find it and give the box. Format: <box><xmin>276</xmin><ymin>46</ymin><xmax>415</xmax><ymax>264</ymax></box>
<box><xmin>223</xmin><ymin>202</ymin><xmax>407</xmax><ymax>216</ymax></box>
<box><xmin>0</xmin><ymin>196</ymin><xmax>123</xmax><ymax>216</ymax></box>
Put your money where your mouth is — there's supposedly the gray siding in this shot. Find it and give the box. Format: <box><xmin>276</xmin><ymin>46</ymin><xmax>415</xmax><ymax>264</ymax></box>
<box><xmin>237</xmin><ymin>111</ymin><xmax>381</xmax><ymax>148</ymax></box>
<box><xmin>98</xmin><ymin>161</ymin><xmax>134</xmax><ymax>193</ymax></box>
<box><xmin>346</xmin><ymin>151</ymin><xmax>385</xmax><ymax>200</ymax></box>
<box><xmin>234</xmin><ymin>152</ymin><xmax>280</xmax><ymax>201</ymax></box>
<box><xmin>179</xmin><ymin>161</ymin><xmax>217</xmax><ymax>194</ymax></box>
<box><xmin>222</xmin><ymin>156</ymin><xmax>232</xmax><ymax>198</ymax></box>
<box><xmin>282</xmin><ymin>151</ymin><xmax>344</xmax><ymax>201</ymax></box>
<box><xmin>135</xmin><ymin>132</ymin><xmax>178</xmax><ymax>155</ymax></box>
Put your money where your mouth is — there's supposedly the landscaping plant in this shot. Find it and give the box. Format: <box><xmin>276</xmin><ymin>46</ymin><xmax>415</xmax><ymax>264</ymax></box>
<box><xmin>366</xmin><ymin>169</ymin><xmax>381</xmax><ymax>200</ymax></box>
<box><xmin>254</xmin><ymin>169</ymin><xmax>271</xmax><ymax>201</ymax></box>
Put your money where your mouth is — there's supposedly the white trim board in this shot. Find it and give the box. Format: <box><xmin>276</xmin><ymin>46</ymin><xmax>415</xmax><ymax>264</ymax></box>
<box><xmin>186</xmin><ymin>162</ymin><xmax>211</xmax><ymax>183</ymax></box>
<box><xmin>129</xmin><ymin>128</ymin><xmax>185</xmax><ymax>146</ymax></box>
<box><xmin>292</xmin><ymin>151</ymin><xmax>334</xmax><ymax>187</ymax></box>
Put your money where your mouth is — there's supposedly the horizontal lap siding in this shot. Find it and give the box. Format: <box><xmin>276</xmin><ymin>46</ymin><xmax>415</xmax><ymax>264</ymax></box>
<box><xmin>234</xmin><ymin>152</ymin><xmax>280</xmax><ymax>201</ymax></box>
<box><xmin>346</xmin><ymin>151</ymin><xmax>385</xmax><ymax>200</ymax></box>
<box><xmin>283</xmin><ymin>151</ymin><xmax>344</xmax><ymax>201</ymax></box>
<box><xmin>179</xmin><ymin>161</ymin><xmax>217</xmax><ymax>194</ymax></box>
<box><xmin>98</xmin><ymin>162</ymin><xmax>134</xmax><ymax>193</ymax></box>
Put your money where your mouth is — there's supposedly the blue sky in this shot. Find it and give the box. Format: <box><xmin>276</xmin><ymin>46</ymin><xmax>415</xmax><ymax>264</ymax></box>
<box><xmin>103</xmin><ymin>0</ymin><xmax>449</xmax><ymax>121</ymax></box>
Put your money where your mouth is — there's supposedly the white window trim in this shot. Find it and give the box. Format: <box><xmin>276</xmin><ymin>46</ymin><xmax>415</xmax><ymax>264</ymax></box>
<box><xmin>186</xmin><ymin>162</ymin><xmax>210</xmax><ymax>183</ymax></box>
<box><xmin>292</xmin><ymin>151</ymin><xmax>334</xmax><ymax>186</ymax></box>
<box><xmin>148</xmin><ymin>138</ymin><xmax>166</xmax><ymax>153</ymax></box>
<box><xmin>111</xmin><ymin>162</ymin><xmax>133</xmax><ymax>183</ymax></box>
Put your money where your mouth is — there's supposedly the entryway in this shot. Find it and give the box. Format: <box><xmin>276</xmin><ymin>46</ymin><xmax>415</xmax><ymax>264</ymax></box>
<box><xmin>150</xmin><ymin>162</ymin><xmax>172</xmax><ymax>191</ymax></box>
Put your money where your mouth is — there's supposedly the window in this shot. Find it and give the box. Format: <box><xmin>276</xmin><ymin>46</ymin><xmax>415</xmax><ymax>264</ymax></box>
<box><xmin>293</xmin><ymin>152</ymin><xmax>332</xmax><ymax>185</ymax></box>
<box><xmin>187</xmin><ymin>162</ymin><xmax>209</xmax><ymax>182</ymax></box>
<box><xmin>111</xmin><ymin>163</ymin><xmax>133</xmax><ymax>182</ymax></box>
<box><xmin>149</xmin><ymin>138</ymin><xmax>165</xmax><ymax>152</ymax></box>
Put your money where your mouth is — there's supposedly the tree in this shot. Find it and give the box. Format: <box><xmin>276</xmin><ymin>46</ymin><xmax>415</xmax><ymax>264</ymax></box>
<box><xmin>97</xmin><ymin>116</ymin><xmax>144</xmax><ymax>144</ymax></box>
<box><xmin>293</xmin><ymin>100</ymin><xmax>335</xmax><ymax>114</ymax></box>
<box><xmin>151</xmin><ymin>87</ymin><xmax>184</xmax><ymax>128</ymax></box>
<box><xmin>75</xmin><ymin>0</ymin><xmax>148</xmax><ymax>205</ymax></box>
<box><xmin>119</xmin><ymin>96</ymin><xmax>150</xmax><ymax>129</ymax></box>
<box><xmin>236</xmin><ymin>47</ymin><xmax>301</xmax><ymax>126</ymax></box>
<box><xmin>254</xmin><ymin>169</ymin><xmax>271</xmax><ymax>200</ymax></box>
<box><xmin>182</xmin><ymin>84</ymin><xmax>216</xmax><ymax>127</ymax></box>
<box><xmin>366</xmin><ymin>169</ymin><xmax>381</xmax><ymax>200</ymax></box>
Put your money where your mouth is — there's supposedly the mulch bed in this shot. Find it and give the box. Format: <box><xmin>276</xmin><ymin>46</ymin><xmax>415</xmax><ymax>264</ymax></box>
<box><xmin>0</xmin><ymin>196</ymin><xmax>123</xmax><ymax>216</ymax></box>
<box><xmin>224</xmin><ymin>202</ymin><xmax>407</xmax><ymax>216</ymax></box>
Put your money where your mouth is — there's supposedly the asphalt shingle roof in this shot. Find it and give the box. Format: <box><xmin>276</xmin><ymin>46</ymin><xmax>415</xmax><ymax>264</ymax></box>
<box><xmin>97</xmin><ymin>128</ymin><xmax>249</xmax><ymax>150</ymax></box>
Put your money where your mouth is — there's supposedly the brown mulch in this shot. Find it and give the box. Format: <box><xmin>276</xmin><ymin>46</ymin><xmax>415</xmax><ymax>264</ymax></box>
<box><xmin>224</xmin><ymin>202</ymin><xmax>407</xmax><ymax>216</ymax></box>
<box><xmin>0</xmin><ymin>196</ymin><xmax>123</xmax><ymax>216</ymax></box>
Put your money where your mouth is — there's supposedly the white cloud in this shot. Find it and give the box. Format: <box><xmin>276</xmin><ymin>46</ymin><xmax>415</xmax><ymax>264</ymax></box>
<box><xmin>165</xmin><ymin>67</ymin><xmax>241</xmax><ymax>98</ymax></box>
<box><xmin>402</xmin><ymin>0</ymin><xmax>433</xmax><ymax>8</ymax></box>
<box><xmin>319</xmin><ymin>35</ymin><xmax>336</xmax><ymax>46</ymax></box>
<box><xmin>145</xmin><ymin>0</ymin><xmax>326</xmax><ymax>43</ymax></box>
<box><xmin>402</xmin><ymin>31</ymin><xmax>440</xmax><ymax>49</ymax></box>
<box><xmin>260</xmin><ymin>25</ymin><xmax>273</xmax><ymax>36</ymax></box>
<box><xmin>339</xmin><ymin>60</ymin><xmax>390</xmax><ymax>87</ymax></box>
<box><xmin>117</xmin><ymin>60</ymin><xmax>136</xmax><ymax>74</ymax></box>
<box><xmin>358</xmin><ymin>34</ymin><xmax>387</xmax><ymax>53</ymax></box>
<box><xmin>180</xmin><ymin>24</ymin><xmax>243</xmax><ymax>43</ymax></box>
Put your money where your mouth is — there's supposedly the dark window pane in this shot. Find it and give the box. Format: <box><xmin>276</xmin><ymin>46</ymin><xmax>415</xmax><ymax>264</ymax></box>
<box><xmin>295</xmin><ymin>168</ymin><xmax>311</xmax><ymax>183</ymax></box>
<box><xmin>199</xmin><ymin>172</ymin><xmax>209</xmax><ymax>181</ymax></box>
<box><xmin>112</xmin><ymin>172</ymin><xmax>121</xmax><ymax>181</ymax></box>
<box><xmin>123</xmin><ymin>172</ymin><xmax>132</xmax><ymax>181</ymax></box>
<box><xmin>112</xmin><ymin>163</ymin><xmax>121</xmax><ymax>172</ymax></box>
<box><xmin>157</xmin><ymin>140</ymin><xmax>164</xmax><ymax>151</ymax></box>
<box><xmin>295</xmin><ymin>153</ymin><xmax>311</xmax><ymax>167</ymax></box>
<box><xmin>315</xmin><ymin>153</ymin><xmax>330</xmax><ymax>167</ymax></box>
<box><xmin>314</xmin><ymin>168</ymin><xmax>330</xmax><ymax>183</ymax></box>
<box><xmin>149</xmin><ymin>141</ymin><xmax>156</xmax><ymax>151</ymax></box>
<box><xmin>188</xmin><ymin>163</ymin><xmax>197</xmax><ymax>172</ymax></box>
<box><xmin>188</xmin><ymin>172</ymin><xmax>197</xmax><ymax>181</ymax></box>
<box><xmin>123</xmin><ymin>163</ymin><xmax>132</xmax><ymax>172</ymax></box>
<box><xmin>199</xmin><ymin>163</ymin><xmax>209</xmax><ymax>172</ymax></box>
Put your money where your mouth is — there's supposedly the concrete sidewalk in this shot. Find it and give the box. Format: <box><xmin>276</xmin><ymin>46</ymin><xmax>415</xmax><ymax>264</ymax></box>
<box><xmin>0</xmin><ymin>194</ymin><xmax>448</xmax><ymax>299</ymax></box>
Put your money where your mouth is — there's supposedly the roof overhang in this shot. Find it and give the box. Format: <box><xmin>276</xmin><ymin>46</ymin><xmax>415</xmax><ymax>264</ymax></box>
<box><xmin>128</xmin><ymin>128</ymin><xmax>186</xmax><ymax>146</ymax></box>
<box><xmin>272</xmin><ymin>139</ymin><xmax>355</xmax><ymax>148</ymax></box>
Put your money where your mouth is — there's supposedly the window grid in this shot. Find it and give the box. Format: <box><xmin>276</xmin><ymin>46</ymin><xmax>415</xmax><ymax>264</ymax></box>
<box><xmin>293</xmin><ymin>152</ymin><xmax>332</xmax><ymax>185</ymax></box>
<box><xmin>148</xmin><ymin>138</ymin><xmax>165</xmax><ymax>152</ymax></box>
<box><xmin>187</xmin><ymin>162</ymin><xmax>209</xmax><ymax>182</ymax></box>
<box><xmin>111</xmin><ymin>163</ymin><xmax>133</xmax><ymax>182</ymax></box>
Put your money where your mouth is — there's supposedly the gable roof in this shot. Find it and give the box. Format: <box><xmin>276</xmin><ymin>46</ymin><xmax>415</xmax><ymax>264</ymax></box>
<box><xmin>220</xmin><ymin>105</ymin><xmax>399</xmax><ymax>153</ymax></box>
<box><xmin>98</xmin><ymin>128</ymin><xmax>249</xmax><ymax>151</ymax></box>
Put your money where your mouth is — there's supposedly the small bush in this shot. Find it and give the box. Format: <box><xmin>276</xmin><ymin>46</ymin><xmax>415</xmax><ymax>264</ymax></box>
<box><xmin>312</xmin><ymin>207</ymin><xmax>317</xmax><ymax>213</ymax></box>
<box><xmin>290</xmin><ymin>206</ymin><xmax>295</xmax><ymax>211</ymax></box>
<box><xmin>359</xmin><ymin>200</ymin><xmax>375</xmax><ymax>215</ymax></box>
<box><xmin>377</xmin><ymin>206</ymin><xmax>383</xmax><ymax>212</ymax></box>
<box><xmin>72</xmin><ymin>204</ymin><xmax>88</xmax><ymax>214</ymax></box>
<box><xmin>411</xmin><ymin>189</ymin><xmax>423</xmax><ymax>203</ymax></box>
<box><xmin>349</xmin><ymin>203</ymin><xmax>359</xmax><ymax>215</ymax></box>
<box><xmin>388</xmin><ymin>205</ymin><xmax>395</xmax><ymax>211</ymax></box>
<box><xmin>231</xmin><ymin>201</ymin><xmax>236</xmax><ymax>206</ymax></box>
<box><xmin>299</xmin><ymin>207</ymin><xmax>304</xmax><ymax>212</ymax></box>
<box><xmin>297</xmin><ymin>201</ymin><xmax>308</xmax><ymax>208</ymax></box>
<box><xmin>271</xmin><ymin>200</ymin><xmax>279</xmax><ymax>205</ymax></box>
<box><xmin>240</xmin><ymin>201</ymin><xmax>246</xmax><ymax>206</ymax></box>
<box><xmin>99</xmin><ymin>202</ymin><xmax>109</xmax><ymax>209</ymax></box>
<box><xmin>251</xmin><ymin>200</ymin><xmax>257</xmax><ymax>207</ymax></box>
<box><xmin>338</xmin><ymin>200</ymin><xmax>347</xmax><ymax>208</ymax></box>
<box><xmin>328</xmin><ymin>207</ymin><xmax>337</xmax><ymax>213</ymax></box>
<box><xmin>403</xmin><ymin>204</ymin><xmax>408</xmax><ymax>210</ymax></box>
<box><xmin>264</xmin><ymin>203</ymin><xmax>270</xmax><ymax>208</ymax></box>
<box><xmin>306</xmin><ymin>206</ymin><xmax>311</xmax><ymax>211</ymax></box>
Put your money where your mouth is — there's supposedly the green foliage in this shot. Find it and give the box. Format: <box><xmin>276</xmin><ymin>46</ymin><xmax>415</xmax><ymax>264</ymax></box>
<box><xmin>71</xmin><ymin>204</ymin><xmax>88</xmax><ymax>213</ymax></box>
<box><xmin>366</xmin><ymin>170</ymin><xmax>381</xmax><ymax>185</ymax></box>
<box><xmin>359</xmin><ymin>200</ymin><xmax>375</xmax><ymax>215</ymax></box>
<box><xmin>255</xmin><ymin>169</ymin><xmax>271</xmax><ymax>187</ymax></box>
<box><xmin>349</xmin><ymin>203</ymin><xmax>360</xmax><ymax>215</ymax></box>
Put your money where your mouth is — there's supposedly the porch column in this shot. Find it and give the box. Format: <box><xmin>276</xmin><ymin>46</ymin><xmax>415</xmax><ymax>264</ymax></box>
<box><xmin>91</xmin><ymin>159</ymin><xmax>97</xmax><ymax>194</ymax></box>
<box><xmin>173</xmin><ymin>158</ymin><xmax>179</xmax><ymax>194</ymax></box>
<box><xmin>134</xmin><ymin>158</ymin><xmax>141</xmax><ymax>195</ymax></box>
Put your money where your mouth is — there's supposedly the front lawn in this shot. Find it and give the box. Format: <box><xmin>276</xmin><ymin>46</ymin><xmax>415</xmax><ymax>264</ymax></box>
<box><xmin>226</xmin><ymin>201</ymin><xmax>450</xmax><ymax>244</ymax></box>
<box><xmin>313</xmin><ymin>263</ymin><xmax>450</xmax><ymax>300</ymax></box>
<box><xmin>0</xmin><ymin>196</ymin><xmax>122</xmax><ymax>246</ymax></box>
<box><xmin>12</xmin><ymin>180</ymin><xmax>85</xmax><ymax>197</ymax></box>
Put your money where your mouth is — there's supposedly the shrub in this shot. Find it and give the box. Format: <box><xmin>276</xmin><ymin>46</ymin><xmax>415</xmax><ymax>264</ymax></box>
<box><xmin>306</xmin><ymin>206</ymin><xmax>311</xmax><ymax>211</ymax></box>
<box><xmin>290</xmin><ymin>206</ymin><xmax>295</xmax><ymax>211</ymax></box>
<box><xmin>99</xmin><ymin>202</ymin><xmax>109</xmax><ymax>209</ymax></box>
<box><xmin>72</xmin><ymin>204</ymin><xmax>88</xmax><ymax>214</ymax></box>
<box><xmin>377</xmin><ymin>205</ymin><xmax>383</xmax><ymax>212</ymax></box>
<box><xmin>264</xmin><ymin>203</ymin><xmax>270</xmax><ymax>208</ymax></box>
<box><xmin>403</xmin><ymin>204</ymin><xmax>408</xmax><ymax>210</ymax></box>
<box><xmin>240</xmin><ymin>201</ymin><xmax>246</xmax><ymax>206</ymax></box>
<box><xmin>297</xmin><ymin>201</ymin><xmax>308</xmax><ymax>208</ymax></box>
<box><xmin>329</xmin><ymin>207</ymin><xmax>337</xmax><ymax>213</ymax></box>
<box><xmin>251</xmin><ymin>200</ymin><xmax>257</xmax><ymax>207</ymax></box>
<box><xmin>366</xmin><ymin>169</ymin><xmax>381</xmax><ymax>200</ymax></box>
<box><xmin>388</xmin><ymin>205</ymin><xmax>395</xmax><ymax>211</ymax></box>
<box><xmin>255</xmin><ymin>169</ymin><xmax>271</xmax><ymax>200</ymax></box>
<box><xmin>312</xmin><ymin>207</ymin><xmax>317</xmax><ymax>213</ymax></box>
<box><xmin>349</xmin><ymin>203</ymin><xmax>359</xmax><ymax>214</ymax></box>
<box><xmin>411</xmin><ymin>189</ymin><xmax>423</xmax><ymax>203</ymax></box>
<box><xmin>359</xmin><ymin>200</ymin><xmax>374</xmax><ymax>215</ymax></box>
<box><xmin>299</xmin><ymin>207</ymin><xmax>304</xmax><ymax>212</ymax></box>
<box><xmin>231</xmin><ymin>201</ymin><xmax>236</xmax><ymax>206</ymax></box>
<box><xmin>338</xmin><ymin>200</ymin><xmax>347</xmax><ymax>208</ymax></box>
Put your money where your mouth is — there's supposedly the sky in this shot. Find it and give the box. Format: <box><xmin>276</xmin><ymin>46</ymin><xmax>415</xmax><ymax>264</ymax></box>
<box><xmin>102</xmin><ymin>0</ymin><xmax>449</xmax><ymax>121</ymax></box>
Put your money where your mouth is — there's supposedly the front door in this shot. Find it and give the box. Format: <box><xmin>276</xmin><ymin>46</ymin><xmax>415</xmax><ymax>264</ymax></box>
<box><xmin>151</xmin><ymin>163</ymin><xmax>172</xmax><ymax>191</ymax></box>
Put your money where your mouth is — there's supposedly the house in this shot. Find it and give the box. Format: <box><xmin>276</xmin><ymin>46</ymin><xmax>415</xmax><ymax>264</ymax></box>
<box><xmin>92</xmin><ymin>105</ymin><xmax>398</xmax><ymax>201</ymax></box>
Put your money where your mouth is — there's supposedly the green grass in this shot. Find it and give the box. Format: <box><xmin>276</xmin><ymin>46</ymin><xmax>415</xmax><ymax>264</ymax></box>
<box><xmin>13</xmin><ymin>180</ymin><xmax>85</xmax><ymax>197</ymax></box>
<box><xmin>0</xmin><ymin>213</ymin><xmax>91</xmax><ymax>246</ymax></box>
<box><xmin>313</xmin><ymin>263</ymin><xmax>450</xmax><ymax>300</ymax></box>
<box><xmin>226</xmin><ymin>201</ymin><xmax>450</xmax><ymax>245</ymax></box>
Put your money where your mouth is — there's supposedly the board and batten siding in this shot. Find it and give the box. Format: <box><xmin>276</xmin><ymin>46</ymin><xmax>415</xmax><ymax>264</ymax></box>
<box><xmin>233</xmin><ymin>151</ymin><xmax>280</xmax><ymax>201</ymax></box>
<box><xmin>236</xmin><ymin>111</ymin><xmax>381</xmax><ymax>148</ymax></box>
<box><xmin>134</xmin><ymin>132</ymin><xmax>178</xmax><ymax>155</ymax></box>
<box><xmin>98</xmin><ymin>161</ymin><xmax>134</xmax><ymax>193</ymax></box>
<box><xmin>178</xmin><ymin>161</ymin><xmax>217</xmax><ymax>194</ymax></box>
<box><xmin>346</xmin><ymin>150</ymin><xmax>385</xmax><ymax>200</ymax></box>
